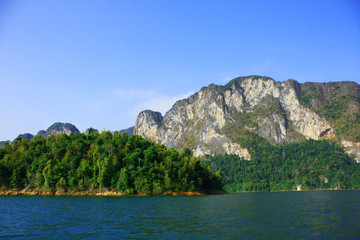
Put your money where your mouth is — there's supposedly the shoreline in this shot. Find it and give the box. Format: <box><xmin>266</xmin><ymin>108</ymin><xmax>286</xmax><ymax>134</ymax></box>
<box><xmin>0</xmin><ymin>189</ymin><xmax>227</xmax><ymax>197</ymax></box>
<box><xmin>2</xmin><ymin>188</ymin><xmax>353</xmax><ymax>196</ymax></box>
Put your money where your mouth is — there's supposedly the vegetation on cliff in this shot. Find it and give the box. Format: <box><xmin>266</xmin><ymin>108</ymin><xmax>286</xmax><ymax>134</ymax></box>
<box><xmin>205</xmin><ymin>139</ymin><xmax>360</xmax><ymax>192</ymax></box>
<box><xmin>0</xmin><ymin>132</ymin><xmax>223</xmax><ymax>194</ymax></box>
<box><xmin>299</xmin><ymin>82</ymin><xmax>360</xmax><ymax>142</ymax></box>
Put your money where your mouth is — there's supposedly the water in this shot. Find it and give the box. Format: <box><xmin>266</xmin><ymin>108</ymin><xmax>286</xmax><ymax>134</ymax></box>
<box><xmin>0</xmin><ymin>191</ymin><xmax>359</xmax><ymax>239</ymax></box>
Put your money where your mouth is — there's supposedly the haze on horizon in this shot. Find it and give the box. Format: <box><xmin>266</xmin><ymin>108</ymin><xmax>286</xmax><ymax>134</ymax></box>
<box><xmin>1</xmin><ymin>0</ymin><xmax>359</xmax><ymax>141</ymax></box>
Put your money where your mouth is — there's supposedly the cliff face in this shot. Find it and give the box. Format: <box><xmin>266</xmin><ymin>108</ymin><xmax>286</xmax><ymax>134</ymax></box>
<box><xmin>134</xmin><ymin>76</ymin><xmax>360</xmax><ymax>162</ymax></box>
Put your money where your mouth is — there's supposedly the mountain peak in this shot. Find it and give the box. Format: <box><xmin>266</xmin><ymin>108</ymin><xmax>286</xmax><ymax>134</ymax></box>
<box><xmin>37</xmin><ymin>122</ymin><xmax>80</xmax><ymax>138</ymax></box>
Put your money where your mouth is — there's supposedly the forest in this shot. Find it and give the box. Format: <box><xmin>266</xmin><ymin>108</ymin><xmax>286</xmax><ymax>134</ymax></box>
<box><xmin>205</xmin><ymin>139</ymin><xmax>360</xmax><ymax>192</ymax></box>
<box><xmin>1</xmin><ymin>129</ymin><xmax>359</xmax><ymax>195</ymax></box>
<box><xmin>0</xmin><ymin>130</ymin><xmax>223</xmax><ymax>195</ymax></box>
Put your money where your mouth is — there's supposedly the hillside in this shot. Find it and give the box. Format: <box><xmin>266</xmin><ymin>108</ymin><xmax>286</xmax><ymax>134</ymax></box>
<box><xmin>204</xmin><ymin>139</ymin><xmax>360</xmax><ymax>192</ymax></box>
<box><xmin>0</xmin><ymin>131</ymin><xmax>223</xmax><ymax>195</ymax></box>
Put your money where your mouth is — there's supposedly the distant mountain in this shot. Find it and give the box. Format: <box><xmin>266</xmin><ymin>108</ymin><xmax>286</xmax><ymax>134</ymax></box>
<box><xmin>85</xmin><ymin>128</ymin><xmax>99</xmax><ymax>134</ymax></box>
<box><xmin>134</xmin><ymin>76</ymin><xmax>360</xmax><ymax>162</ymax></box>
<box><xmin>37</xmin><ymin>130</ymin><xmax>46</xmax><ymax>136</ymax></box>
<box><xmin>17</xmin><ymin>133</ymin><xmax>34</xmax><ymax>140</ymax></box>
<box><xmin>0</xmin><ymin>141</ymin><xmax>10</xmax><ymax>148</ymax></box>
<box><xmin>120</xmin><ymin>126</ymin><xmax>134</xmax><ymax>136</ymax></box>
<box><xmin>4</xmin><ymin>123</ymin><xmax>134</xmax><ymax>144</ymax></box>
<box><xmin>37</xmin><ymin>122</ymin><xmax>80</xmax><ymax>138</ymax></box>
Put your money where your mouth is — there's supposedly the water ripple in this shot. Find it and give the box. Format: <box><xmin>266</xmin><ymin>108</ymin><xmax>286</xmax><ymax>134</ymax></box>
<box><xmin>0</xmin><ymin>191</ymin><xmax>359</xmax><ymax>239</ymax></box>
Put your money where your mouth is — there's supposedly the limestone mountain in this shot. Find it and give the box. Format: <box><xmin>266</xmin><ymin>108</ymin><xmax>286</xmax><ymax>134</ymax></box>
<box><xmin>37</xmin><ymin>122</ymin><xmax>80</xmax><ymax>138</ymax></box>
<box><xmin>120</xmin><ymin>126</ymin><xmax>134</xmax><ymax>136</ymax></box>
<box><xmin>134</xmin><ymin>76</ymin><xmax>360</xmax><ymax>162</ymax></box>
<box><xmin>17</xmin><ymin>133</ymin><xmax>34</xmax><ymax>140</ymax></box>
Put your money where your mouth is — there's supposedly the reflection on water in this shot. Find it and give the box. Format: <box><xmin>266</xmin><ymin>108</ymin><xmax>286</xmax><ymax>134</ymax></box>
<box><xmin>0</xmin><ymin>191</ymin><xmax>359</xmax><ymax>239</ymax></box>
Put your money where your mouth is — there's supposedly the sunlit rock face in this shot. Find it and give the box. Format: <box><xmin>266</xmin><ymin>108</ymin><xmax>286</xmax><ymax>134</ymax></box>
<box><xmin>134</xmin><ymin>76</ymin><xmax>360</xmax><ymax>162</ymax></box>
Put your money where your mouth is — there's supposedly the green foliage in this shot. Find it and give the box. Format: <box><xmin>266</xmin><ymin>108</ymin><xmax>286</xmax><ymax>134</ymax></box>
<box><xmin>0</xmin><ymin>132</ymin><xmax>223</xmax><ymax>194</ymax></box>
<box><xmin>205</xmin><ymin>139</ymin><xmax>360</xmax><ymax>192</ymax></box>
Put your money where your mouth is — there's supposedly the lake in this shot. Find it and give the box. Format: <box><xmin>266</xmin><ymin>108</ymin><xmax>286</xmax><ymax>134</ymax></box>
<box><xmin>0</xmin><ymin>191</ymin><xmax>359</xmax><ymax>239</ymax></box>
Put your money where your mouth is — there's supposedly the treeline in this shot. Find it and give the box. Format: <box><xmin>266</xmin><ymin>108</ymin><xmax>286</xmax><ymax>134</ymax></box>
<box><xmin>204</xmin><ymin>139</ymin><xmax>360</xmax><ymax>192</ymax></box>
<box><xmin>0</xmin><ymin>131</ymin><xmax>222</xmax><ymax>194</ymax></box>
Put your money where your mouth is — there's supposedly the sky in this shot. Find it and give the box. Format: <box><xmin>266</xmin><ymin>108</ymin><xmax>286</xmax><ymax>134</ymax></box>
<box><xmin>0</xmin><ymin>0</ymin><xmax>359</xmax><ymax>141</ymax></box>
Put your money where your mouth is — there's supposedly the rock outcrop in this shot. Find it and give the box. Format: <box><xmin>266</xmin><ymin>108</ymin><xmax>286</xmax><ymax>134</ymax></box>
<box><xmin>134</xmin><ymin>111</ymin><xmax>163</xmax><ymax>141</ymax></box>
<box><xmin>38</xmin><ymin>122</ymin><xmax>80</xmax><ymax>138</ymax></box>
<box><xmin>134</xmin><ymin>76</ymin><xmax>360</xmax><ymax>162</ymax></box>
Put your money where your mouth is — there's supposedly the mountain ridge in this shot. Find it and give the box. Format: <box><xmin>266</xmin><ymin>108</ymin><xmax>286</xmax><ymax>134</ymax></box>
<box><xmin>8</xmin><ymin>124</ymin><xmax>133</xmax><ymax>143</ymax></box>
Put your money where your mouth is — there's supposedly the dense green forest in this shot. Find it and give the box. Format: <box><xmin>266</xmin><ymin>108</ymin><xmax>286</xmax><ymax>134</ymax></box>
<box><xmin>204</xmin><ymin>139</ymin><xmax>360</xmax><ymax>192</ymax></box>
<box><xmin>0</xmin><ymin>131</ymin><xmax>222</xmax><ymax>194</ymax></box>
<box><xmin>2</xmin><ymin>129</ymin><xmax>359</xmax><ymax>195</ymax></box>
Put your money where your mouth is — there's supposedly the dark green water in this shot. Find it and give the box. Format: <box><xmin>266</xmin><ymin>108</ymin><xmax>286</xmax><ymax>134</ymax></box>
<box><xmin>0</xmin><ymin>191</ymin><xmax>359</xmax><ymax>239</ymax></box>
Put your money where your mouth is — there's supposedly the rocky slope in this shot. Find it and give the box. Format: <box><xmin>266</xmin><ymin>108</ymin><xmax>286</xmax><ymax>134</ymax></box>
<box><xmin>134</xmin><ymin>76</ymin><xmax>360</xmax><ymax>162</ymax></box>
<box><xmin>36</xmin><ymin>122</ymin><xmax>80</xmax><ymax>138</ymax></box>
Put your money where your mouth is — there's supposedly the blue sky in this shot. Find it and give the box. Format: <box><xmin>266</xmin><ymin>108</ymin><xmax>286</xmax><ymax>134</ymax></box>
<box><xmin>1</xmin><ymin>0</ymin><xmax>359</xmax><ymax>141</ymax></box>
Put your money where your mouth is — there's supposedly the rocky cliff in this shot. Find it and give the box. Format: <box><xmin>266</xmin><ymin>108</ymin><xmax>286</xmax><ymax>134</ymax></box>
<box><xmin>134</xmin><ymin>76</ymin><xmax>360</xmax><ymax>162</ymax></box>
<box><xmin>38</xmin><ymin>122</ymin><xmax>80</xmax><ymax>138</ymax></box>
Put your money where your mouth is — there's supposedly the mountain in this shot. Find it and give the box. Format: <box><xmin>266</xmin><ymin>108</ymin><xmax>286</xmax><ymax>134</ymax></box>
<box><xmin>2</xmin><ymin>123</ymin><xmax>80</xmax><ymax>143</ymax></box>
<box><xmin>134</xmin><ymin>76</ymin><xmax>360</xmax><ymax>162</ymax></box>
<box><xmin>17</xmin><ymin>133</ymin><xmax>34</xmax><ymax>140</ymax></box>
<box><xmin>120</xmin><ymin>126</ymin><xmax>134</xmax><ymax>136</ymax></box>
<box><xmin>0</xmin><ymin>141</ymin><xmax>9</xmax><ymax>148</ymax></box>
<box><xmin>85</xmin><ymin>127</ymin><xmax>99</xmax><ymax>134</ymax></box>
<box><xmin>37</xmin><ymin>122</ymin><xmax>80</xmax><ymax>138</ymax></box>
<box><xmin>7</xmin><ymin>123</ymin><xmax>133</xmax><ymax>143</ymax></box>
